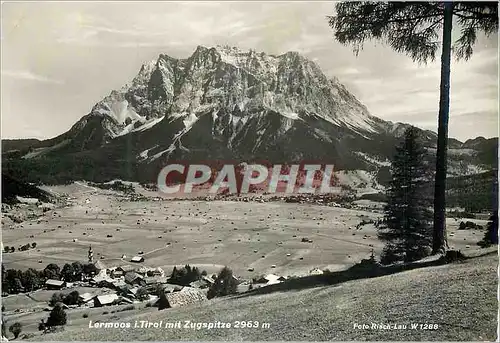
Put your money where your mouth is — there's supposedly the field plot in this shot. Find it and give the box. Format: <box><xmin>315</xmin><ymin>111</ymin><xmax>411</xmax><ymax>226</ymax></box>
<box><xmin>2</xmin><ymin>184</ymin><xmax>483</xmax><ymax>279</ymax></box>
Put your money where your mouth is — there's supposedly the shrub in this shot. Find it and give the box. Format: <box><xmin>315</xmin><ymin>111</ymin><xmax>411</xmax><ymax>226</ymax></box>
<box><xmin>103</xmin><ymin>311</ymin><xmax>109</xmax><ymax>315</ymax></box>
<box><xmin>9</xmin><ymin>322</ymin><xmax>22</xmax><ymax>339</ymax></box>
<box><xmin>82</xmin><ymin>313</ymin><xmax>88</xmax><ymax>318</ymax></box>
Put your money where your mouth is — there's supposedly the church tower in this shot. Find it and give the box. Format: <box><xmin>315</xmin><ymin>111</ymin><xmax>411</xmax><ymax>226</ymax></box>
<box><xmin>88</xmin><ymin>245</ymin><xmax>94</xmax><ymax>264</ymax></box>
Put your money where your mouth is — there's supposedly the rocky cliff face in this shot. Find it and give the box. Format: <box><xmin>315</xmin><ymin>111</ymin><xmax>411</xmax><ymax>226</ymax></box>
<box><xmin>2</xmin><ymin>46</ymin><xmax>496</xmax><ymax>184</ymax></box>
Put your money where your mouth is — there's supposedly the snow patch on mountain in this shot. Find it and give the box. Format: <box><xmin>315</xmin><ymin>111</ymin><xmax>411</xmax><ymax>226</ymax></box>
<box><xmin>335</xmin><ymin>170</ymin><xmax>384</xmax><ymax>195</ymax></box>
<box><xmin>354</xmin><ymin>152</ymin><xmax>391</xmax><ymax>167</ymax></box>
<box><xmin>138</xmin><ymin>145</ymin><xmax>159</xmax><ymax>160</ymax></box>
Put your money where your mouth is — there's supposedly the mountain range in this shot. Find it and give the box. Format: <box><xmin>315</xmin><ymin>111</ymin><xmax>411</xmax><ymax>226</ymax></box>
<box><xmin>2</xmin><ymin>45</ymin><xmax>497</xmax><ymax>187</ymax></box>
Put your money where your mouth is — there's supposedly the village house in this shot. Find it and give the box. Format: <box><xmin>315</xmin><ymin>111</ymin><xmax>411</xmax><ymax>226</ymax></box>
<box><xmin>114</xmin><ymin>264</ymin><xmax>136</xmax><ymax>274</ymax></box>
<box><xmin>78</xmin><ymin>292</ymin><xmax>95</xmax><ymax>304</ymax></box>
<box><xmin>93</xmin><ymin>294</ymin><xmax>119</xmax><ymax>307</ymax></box>
<box><xmin>93</xmin><ymin>260</ymin><xmax>107</xmax><ymax>272</ymax></box>
<box><xmin>110</xmin><ymin>269</ymin><xmax>124</xmax><ymax>278</ymax></box>
<box><xmin>45</xmin><ymin>279</ymin><xmax>66</xmax><ymax>290</ymax></box>
<box><xmin>161</xmin><ymin>284</ymin><xmax>184</xmax><ymax>293</ymax></box>
<box><xmin>124</xmin><ymin>272</ymin><xmax>145</xmax><ymax>286</ymax></box>
<box><xmin>117</xmin><ymin>285</ymin><xmax>139</xmax><ymax>299</ymax></box>
<box><xmin>144</xmin><ymin>276</ymin><xmax>169</xmax><ymax>286</ymax></box>
<box><xmin>145</xmin><ymin>267</ymin><xmax>165</xmax><ymax>277</ymax></box>
<box><xmin>189</xmin><ymin>279</ymin><xmax>211</xmax><ymax>289</ymax></box>
<box><xmin>130</xmin><ymin>256</ymin><xmax>144</xmax><ymax>263</ymax></box>
<box><xmin>201</xmin><ymin>275</ymin><xmax>215</xmax><ymax>285</ymax></box>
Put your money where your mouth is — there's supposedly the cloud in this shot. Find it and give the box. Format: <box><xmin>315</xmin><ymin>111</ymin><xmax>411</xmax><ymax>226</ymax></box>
<box><xmin>1</xmin><ymin>70</ymin><xmax>64</xmax><ymax>84</ymax></box>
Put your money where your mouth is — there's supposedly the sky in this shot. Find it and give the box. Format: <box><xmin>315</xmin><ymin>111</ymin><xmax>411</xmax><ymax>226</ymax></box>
<box><xmin>1</xmin><ymin>1</ymin><xmax>498</xmax><ymax>142</ymax></box>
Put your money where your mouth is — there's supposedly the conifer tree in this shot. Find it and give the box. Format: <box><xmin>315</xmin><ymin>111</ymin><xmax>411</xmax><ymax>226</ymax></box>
<box><xmin>478</xmin><ymin>207</ymin><xmax>498</xmax><ymax>248</ymax></box>
<box><xmin>207</xmin><ymin>266</ymin><xmax>238</xmax><ymax>299</ymax></box>
<box><xmin>378</xmin><ymin>127</ymin><xmax>433</xmax><ymax>264</ymax></box>
<box><xmin>328</xmin><ymin>2</ymin><xmax>498</xmax><ymax>254</ymax></box>
<box><xmin>46</xmin><ymin>303</ymin><xmax>67</xmax><ymax>327</ymax></box>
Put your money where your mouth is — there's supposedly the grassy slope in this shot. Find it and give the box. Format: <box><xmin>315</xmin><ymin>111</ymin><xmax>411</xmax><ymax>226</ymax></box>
<box><xmin>39</xmin><ymin>254</ymin><xmax>498</xmax><ymax>341</ymax></box>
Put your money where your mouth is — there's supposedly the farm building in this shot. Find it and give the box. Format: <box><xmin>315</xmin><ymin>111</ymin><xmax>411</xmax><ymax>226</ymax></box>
<box><xmin>156</xmin><ymin>288</ymin><xmax>207</xmax><ymax>309</ymax></box>
<box><xmin>124</xmin><ymin>272</ymin><xmax>145</xmax><ymax>286</ymax></box>
<box><xmin>93</xmin><ymin>294</ymin><xmax>119</xmax><ymax>307</ymax></box>
<box><xmin>144</xmin><ymin>276</ymin><xmax>169</xmax><ymax>286</ymax></box>
<box><xmin>131</xmin><ymin>256</ymin><xmax>144</xmax><ymax>263</ymax></box>
<box><xmin>45</xmin><ymin>279</ymin><xmax>66</xmax><ymax>290</ymax></box>
<box><xmin>310</xmin><ymin>268</ymin><xmax>324</xmax><ymax>275</ymax></box>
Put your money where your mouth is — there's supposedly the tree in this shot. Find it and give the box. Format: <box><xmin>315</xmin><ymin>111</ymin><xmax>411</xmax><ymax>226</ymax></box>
<box><xmin>328</xmin><ymin>2</ymin><xmax>499</xmax><ymax>255</ymax></box>
<box><xmin>38</xmin><ymin>320</ymin><xmax>46</xmax><ymax>333</ymax></box>
<box><xmin>3</xmin><ymin>246</ymin><xmax>9</xmax><ymax>253</ymax></box>
<box><xmin>49</xmin><ymin>292</ymin><xmax>65</xmax><ymax>307</ymax></box>
<box><xmin>207</xmin><ymin>266</ymin><xmax>238</xmax><ymax>299</ymax></box>
<box><xmin>63</xmin><ymin>290</ymin><xmax>80</xmax><ymax>306</ymax></box>
<box><xmin>136</xmin><ymin>287</ymin><xmax>149</xmax><ymax>301</ymax></box>
<box><xmin>1</xmin><ymin>264</ymin><xmax>6</xmax><ymax>294</ymax></box>
<box><xmin>21</xmin><ymin>268</ymin><xmax>41</xmax><ymax>292</ymax></box>
<box><xmin>157</xmin><ymin>286</ymin><xmax>169</xmax><ymax>310</ymax></box>
<box><xmin>71</xmin><ymin>262</ymin><xmax>84</xmax><ymax>281</ymax></box>
<box><xmin>378</xmin><ymin>127</ymin><xmax>433</xmax><ymax>264</ymax></box>
<box><xmin>4</xmin><ymin>269</ymin><xmax>23</xmax><ymax>294</ymax></box>
<box><xmin>82</xmin><ymin>263</ymin><xmax>98</xmax><ymax>276</ymax></box>
<box><xmin>1</xmin><ymin>306</ymin><xmax>6</xmax><ymax>338</ymax></box>
<box><xmin>61</xmin><ymin>263</ymin><xmax>75</xmax><ymax>282</ymax></box>
<box><xmin>8</xmin><ymin>322</ymin><xmax>22</xmax><ymax>339</ymax></box>
<box><xmin>478</xmin><ymin>208</ymin><xmax>498</xmax><ymax>248</ymax></box>
<box><xmin>43</xmin><ymin>264</ymin><xmax>60</xmax><ymax>280</ymax></box>
<box><xmin>168</xmin><ymin>265</ymin><xmax>201</xmax><ymax>286</ymax></box>
<box><xmin>31</xmin><ymin>242</ymin><xmax>37</xmax><ymax>249</ymax></box>
<box><xmin>46</xmin><ymin>303</ymin><xmax>67</xmax><ymax>327</ymax></box>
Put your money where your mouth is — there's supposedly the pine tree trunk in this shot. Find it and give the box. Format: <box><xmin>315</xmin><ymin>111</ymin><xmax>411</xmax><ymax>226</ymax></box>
<box><xmin>432</xmin><ymin>2</ymin><xmax>453</xmax><ymax>255</ymax></box>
